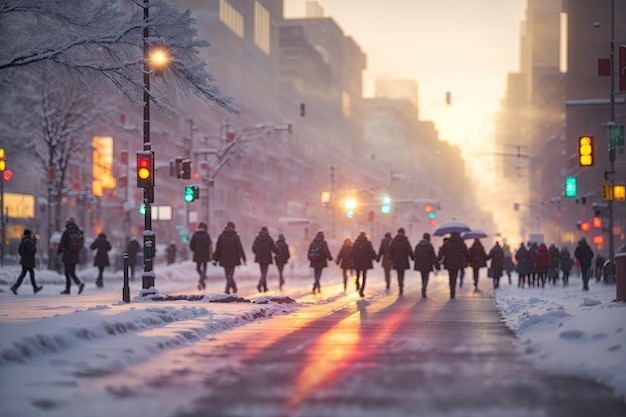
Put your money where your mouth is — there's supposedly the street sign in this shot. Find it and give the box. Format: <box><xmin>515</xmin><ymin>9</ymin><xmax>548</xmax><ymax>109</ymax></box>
<box><xmin>609</xmin><ymin>125</ymin><xmax>624</xmax><ymax>146</ymax></box>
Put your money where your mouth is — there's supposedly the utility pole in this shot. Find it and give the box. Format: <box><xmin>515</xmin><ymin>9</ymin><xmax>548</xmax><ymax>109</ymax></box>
<box><xmin>607</xmin><ymin>0</ymin><xmax>616</xmax><ymax>266</ymax></box>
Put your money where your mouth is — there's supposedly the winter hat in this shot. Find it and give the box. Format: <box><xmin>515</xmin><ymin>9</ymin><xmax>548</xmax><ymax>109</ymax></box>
<box><xmin>66</xmin><ymin>217</ymin><xmax>76</xmax><ymax>226</ymax></box>
<box><xmin>397</xmin><ymin>227</ymin><xmax>405</xmax><ymax>234</ymax></box>
<box><xmin>578</xmin><ymin>237</ymin><xmax>586</xmax><ymax>243</ymax></box>
<box><xmin>261</xmin><ymin>226</ymin><xmax>268</xmax><ymax>233</ymax></box>
<box><xmin>385</xmin><ymin>232</ymin><xmax>391</xmax><ymax>238</ymax></box>
<box><xmin>278</xmin><ymin>234</ymin><xmax>285</xmax><ymax>240</ymax></box>
<box><xmin>199</xmin><ymin>222</ymin><xmax>207</xmax><ymax>230</ymax></box>
<box><xmin>98</xmin><ymin>232</ymin><xmax>106</xmax><ymax>238</ymax></box>
<box><xmin>23</xmin><ymin>229</ymin><xmax>32</xmax><ymax>236</ymax></box>
<box><xmin>423</xmin><ymin>233</ymin><xmax>430</xmax><ymax>240</ymax></box>
<box><xmin>227</xmin><ymin>221</ymin><xmax>235</xmax><ymax>229</ymax></box>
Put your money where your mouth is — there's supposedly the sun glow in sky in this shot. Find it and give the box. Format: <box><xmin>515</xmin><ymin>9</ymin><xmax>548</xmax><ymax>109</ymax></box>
<box><xmin>284</xmin><ymin>0</ymin><xmax>528</xmax><ymax>240</ymax></box>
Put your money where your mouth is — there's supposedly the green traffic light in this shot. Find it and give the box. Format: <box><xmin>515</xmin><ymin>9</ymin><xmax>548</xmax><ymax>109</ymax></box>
<box><xmin>428</xmin><ymin>211</ymin><xmax>436</xmax><ymax>219</ymax></box>
<box><xmin>184</xmin><ymin>186</ymin><xmax>195</xmax><ymax>203</ymax></box>
<box><xmin>565</xmin><ymin>177</ymin><xmax>577</xmax><ymax>198</ymax></box>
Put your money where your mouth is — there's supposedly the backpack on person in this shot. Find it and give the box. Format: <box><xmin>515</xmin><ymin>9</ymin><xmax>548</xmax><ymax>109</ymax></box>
<box><xmin>308</xmin><ymin>242</ymin><xmax>323</xmax><ymax>262</ymax></box>
<box><xmin>67</xmin><ymin>229</ymin><xmax>84</xmax><ymax>253</ymax></box>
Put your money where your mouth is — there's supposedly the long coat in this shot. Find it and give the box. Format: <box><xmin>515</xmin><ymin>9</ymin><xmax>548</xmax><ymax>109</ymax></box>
<box><xmin>469</xmin><ymin>240</ymin><xmax>488</xmax><ymax>268</ymax></box>
<box><xmin>560</xmin><ymin>248</ymin><xmax>573</xmax><ymax>273</ymax></box>
<box><xmin>213</xmin><ymin>226</ymin><xmax>246</xmax><ymax>268</ymax></box>
<box><xmin>90</xmin><ymin>233</ymin><xmax>111</xmax><ymax>268</ymax></box>
<box><xmin>127</xmin><ymin>238</ymin><xmax>142</xmax><ymax>265</ymax></box>
<box><xmin>335</xmin><ymin>241</ymin><xmax>353</xmax><ymax>270</ymax></box>
<box><xmin>389</xmin><ymin>232</ymin><xmax>414</xmax><ymax>271</ymax></box>
<box><xmin>488</xmin><ymin>243</ymin><xmax>505</xmax><ymax>278</ymax></box>
<box><xmin>58</xmin><ymin>223</ymin><xmax>82</xmax><ymax>265</ymax></box>
<box><xmin>308</xmin><ymin>234</ymin><xmax>333</xmax><ymax>269</ymax></box>
<box><xmin>350</xmin><ymin>233</ymin><xmax>376</xmax><ymax>271</ymax></box>
<box><xmin>252</xmin><ymin>229</ymin><xmax>277</xmax><ymax>264</ymax></box>
<box><xmin>377</xmin><ymin>234</ymin><xmax>393</xmax><ymax>270</ymax></box>
<box><xmin>19</xmin><ymin>236</ymin><xmax>37</xmax><ymax>269</ymax></box>
<box><xmin>190</xmin><ymin>228</ymin><xmax>212</xmax><ymax>263</ymax></box>
<box><xmin>438</xmin><ymin>233</ymin><xmax>470</xmax><ymax>270</ymax></box>
<box><xmin>413</xmin><ymin>238</ymin><xmax>438</xmax><ymax>272</ymax></box>
<box><xmin>514</xmin><ymin>244</ymin><xmax>531</xmax><ymax>275</ymax></box>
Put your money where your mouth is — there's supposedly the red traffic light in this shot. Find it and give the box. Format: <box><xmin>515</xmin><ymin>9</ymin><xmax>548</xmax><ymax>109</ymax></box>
<box><xmin>580</xmin><ymin>221</ymin><xmax>591</xmax><ymax>232</ymax></box>
<box><xmin>136</xmin><ymin>151</ymin><xmax>154</xmax><ymax>188</ymax></box>
<box><xmin>592</xmin><ymin>217</ymin><xmax>602</xmax><ymax>228</ymax></box>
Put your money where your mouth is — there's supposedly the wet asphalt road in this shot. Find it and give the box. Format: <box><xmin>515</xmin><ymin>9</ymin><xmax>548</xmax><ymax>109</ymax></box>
<box><xmin>173</xmin><ymin>277</ymin><xmax>626</xmax><ymax>417</ymax></box>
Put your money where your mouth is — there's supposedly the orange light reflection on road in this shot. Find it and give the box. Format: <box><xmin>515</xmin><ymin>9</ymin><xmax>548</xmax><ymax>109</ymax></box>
<box><xmin>289</xmin><ymin>300</ymin><xmax>414</xmax><ymax>411</ymax></box>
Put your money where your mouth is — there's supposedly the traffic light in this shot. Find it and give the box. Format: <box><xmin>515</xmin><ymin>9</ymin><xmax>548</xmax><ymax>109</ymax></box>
<box><xmin>136</xmin><ymin>151</ymin><xmax>154</xmax><ymax>187</ymax></box>
<box><xmin>580</xmin><ymin>221</ymin><xmax>591</xmax><ymax>232</ymax></box>
<box><xmin>0</xmin><ymin>148</ymin><xmax>5</xmax><ymax>172</ymax></box>
<box><xmin>428</xmin><ymin>211</ymin><xmax>437</xmax><ymax>219</ymax></box>
<box><xmin>182</xmin><ymin>159</ymin><xmax>191</xmax><ymax>180</ymax></box>
<box><xmin>184</xmin><ymin>186</ymin><xmax>199</xmax><ymax>203</ymax></box>
<box><xmin>592</xmin><ymin>217</ymin><xmax>602</xmax><ymax>229</ymax></box>
<box><xmin>564</xmin><ymin>177</ymin><xmax>577</xmax><ymax>198</ymax></box>
<box><xmin>381</xmin><ymin>195</ymin><xmax>391</xmax><ymax>214</ymax></box>
<box><xmin>345</xmin><ymin>198</ymin><xmax>356</xmax><ymax>218</ymax></box>
<box><xmin>578</xmin><ymin>136</ymin><xmax>594</xmax><ymax>166</ymax></box>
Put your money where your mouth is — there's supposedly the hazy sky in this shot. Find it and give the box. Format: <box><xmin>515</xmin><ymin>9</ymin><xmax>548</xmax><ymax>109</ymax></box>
<box><xmin>284</xmin><ymin>0</ymin><xmax>527</xmax><ymax>156</ymax></box>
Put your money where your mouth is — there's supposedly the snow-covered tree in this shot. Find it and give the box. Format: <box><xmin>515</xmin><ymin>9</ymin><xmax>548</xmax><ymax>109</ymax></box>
<box><xmin>0</xmin><ymin>0</ymin><xmax>239</xmax><ymax>116</ymax></box>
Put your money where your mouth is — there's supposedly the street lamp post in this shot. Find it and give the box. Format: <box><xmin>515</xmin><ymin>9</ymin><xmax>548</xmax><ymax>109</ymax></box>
<box><xmin>607</xmin><ymin>0</ymin><xmax>616</xmax><ymax>265</ymax></box>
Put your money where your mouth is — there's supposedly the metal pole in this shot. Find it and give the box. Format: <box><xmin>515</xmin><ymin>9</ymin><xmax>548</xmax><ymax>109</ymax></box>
<box><xmin>608</xmin><ymin>0</ymin><xmax>615</xmax><ymax>264</ymax></box>
<box><xmin>141</xmin><ymin>0</ymin><xmax>156</xmax><ymax>293</ymax></box>
<box><xmin>122</xmin><ymin>252</ymin><xmax>130</xmax><ymax>303</ymax></box>
<box><xmin>0</xmin><ymin>174</ymin><xmax>4</xmax><ymax>267</ymax></box>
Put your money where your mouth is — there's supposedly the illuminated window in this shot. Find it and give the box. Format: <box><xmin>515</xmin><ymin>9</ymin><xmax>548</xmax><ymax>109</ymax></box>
<box><xmin>92</xmin><ymin>136</ymin><xmax>116</xmax><ymax>197</ymax></box>
<box><xmin>220</xmin><ymin>0</ymin><xmax>243</xmax><ymax>38</ymax></box>
<box><xmin>254</xmin><ymin>1</ymin><xmax>270</xmax><ymax>54</ymax></box>
<box><xmin>342</xmin><ymin>91</ymin><xmax>351</xmax><ymax>119</ymax></box>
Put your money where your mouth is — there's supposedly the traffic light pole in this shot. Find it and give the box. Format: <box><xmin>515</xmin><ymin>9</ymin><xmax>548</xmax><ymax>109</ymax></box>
<box><xmin>140</xmin><ymin>0</ymin><xmax>156</xmax><ymax>294</ymax></box>
<box><xmin>608</xmin><ymin>0</ymin><xmax>615</xmax><ymax>266</ymax></box>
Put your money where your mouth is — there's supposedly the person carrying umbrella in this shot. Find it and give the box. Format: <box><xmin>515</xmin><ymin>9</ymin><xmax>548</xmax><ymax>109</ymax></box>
<box><xmin>437</xmin><ymin>232</ymin><xmax>470</xmax><ymax>298</ymax></box>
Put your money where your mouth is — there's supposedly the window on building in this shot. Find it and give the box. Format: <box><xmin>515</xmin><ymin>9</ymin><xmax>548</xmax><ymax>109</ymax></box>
<box><xmin>254</xmin><ymin>1</ymin><xmax>270</xmax><ymax>54</ymax></box>
<box><xmin>220</xmin><ymin>0</ymin><xmax>243</xmax><ymax>39</ymax></box>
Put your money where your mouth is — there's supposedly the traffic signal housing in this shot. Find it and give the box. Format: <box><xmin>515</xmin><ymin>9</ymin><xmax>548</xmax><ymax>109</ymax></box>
<box><xmin>578</xmin><ymin>136</ymin><xmax>594</xmax><ymax>166</ymax></box>
<box><xmin>564</xmin><ymin>177</ymin><xmax>577</xmax><ymax>198</ymax></box>
<box><xmin>184</xmin><ymin>186</ymin><xmax>199</xmax><ymax>203</ymax></box>
<box><xmin>381</xmin><ymin>196</ymin><xmax>391</xmax><ymax>214</ymax></box>
<box><xmin>182</xmin><ymin>159</ymin><xmax>191</xmax><ymax>180</ymax></box>
<box><xmin>136</xmin><ymin>151</ymin><xmax>154</xmax><ymax>188</ymax></box>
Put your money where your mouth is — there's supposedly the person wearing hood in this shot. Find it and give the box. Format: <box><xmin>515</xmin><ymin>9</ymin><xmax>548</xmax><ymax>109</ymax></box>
<box><xmin>274</xmin><ymin>234</ymin><xmax>290</xmax><ymax>291</ymax></box>
<box><xmin>560</xmin><ymin>246</ymin><xmax>573</xmax><ymax>286</ymax></box>
<box><xmin>376</xmin><ymin>232</ymin><xmax>393</xmax><ymax>291</ymax></box>
<box><xmin>335</xmin><ymin>237</ymin><xmax>354</xmax><ymax>291</ymax></box>
<box><xmin>574</xmin><ymin>237</ymin><xmax>594</xmax><ymax>291</ymax></box>
<box><xmin>437</xmin><ymin>232</ymin><xmax>470</xmax><ymax>298</ymax></box>
<box><xmin>487</xmin><ymin>241</ymin><xmax>505</xmax><ymax>289</ymax></box>
<box><xmin>413</xmin><ymin>232</ymin><xmax>439</xmax><ymax>298</ymax></box>
<box><xmin>252</xmin><ymin>226</ymin><xmax>278</xmax><ymax>292</ymax></box>
<box><xmin>349</xmin><ymin>230</ymin><xmax>377</xmax><ymax>298</ymax></box>
<box><xmin>213</xmin><ymin>221</ymin><xmax>246</xmax><ymax>294</ymax></box>
<box><xmin>10</xmin><ymin>229</ymin><xmax>42</xmax><ymax>295</ymax></box>
<box><xmin>389</xmin><ymin>227</ymin><xmax>414</xmax><ymax>296</ymax></box>
<box><xmin>57</xmin><ymin>217</ymin><xmax>85</xmax><ymax>295</ymax></box>
<box><xmin>514</xmin><ymin>242</ymin><xmax>531</xmax><ymax>288</ymax></box>
<box><xmin>307</xmin><ymin>230</ymin><xmax>333</xmax><ymax>294</ymax></box>
<box><xmin>191</xmin><ymin>222</ymin><xmax>212</xmax><ymax>290</ymax></box>
<box><xmin>90</xmin><ymin>232</ymin><xmax>112</xmax><ymax>288</ymax></box>
<box><xmin>469</xmin><ymin>238</ymin><xmax>488</xmax><ymax>291</ymax></box>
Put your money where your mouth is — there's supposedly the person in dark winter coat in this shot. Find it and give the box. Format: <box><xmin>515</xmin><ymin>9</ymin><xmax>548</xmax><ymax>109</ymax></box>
<box><xmin>502</xmin><ymin>240</ymin><xmax>515</xmax><ymax>285</ymax></box>
<box><xmin>307</xmin><ymin>230</ymin><xmax>333</xmax><ymax>294</ymax></box>
<box><xmin>534</xmin><ymin>243</ymin><xmax>550</xmax><ymax>288</ymax></box>
<box><xmin>548</xmin><ymin>244</ymin><xmax>561</xmax><ymax>285</ymax></box>
<box><xmin>574</xmin><ymin>237</ymin><xmax>594</xmax><ymax>291</ymax></box>
<box><xmin>413</xmin><ymin>233</ymin><xmax>439</xmax><ymax>298</ymax></box>
<box><xmin>252</xmin><ymin>226</ymin><xmax>278</xmax><ymax>292</ymax></box>
<box><xmin>126</xmin><ymin>237</ymin><xmax>142</xmax><ymax>280</ymax></box>
<box><xmin>437</xmin><ymin>232</ymin><xmax>470</xmax><ymax>298</ymax></box>
<box><xmin>213</xmin><ymin>221</ymin><xmax>245</xmax><ymax>294</ymax></box>
<box><xmin>57</xmin><ymin>217</ymin><xmax>85</xmax><ymax>295</ymax></box>
<box><xmin>190</xmin><ymin>222</ymin><xmax>212</xmax><ymax>290</ymax></box>
<box><xmin>350</xmin><ymin>230</ymin><xmax>377</xmax><ymax>297</ymax></box>
<box><xmin>388</xmin><ymin>228</ymin><xmax>414</xmax><ymax>296</ymax></box>
<box><xmin>528</xmin><ymin>242</ymin><xmax>538</xmax><ymax>287</ymax></box>
<box><xmin>166</xmin><ymin>241</ymin><xmax>177</xmax><ymax>265</ymax></box>
<box><xmin>487</xmin><ymin>241</ymin><xmax>505</xmax><ymax>289</ymax></box>
<box><xmin>274</xmin><ymin>234</ymin><xmax>290</xmax><ymax>290</ymax></box>
<box><xmin>560</xmin><ymin>247</ymin><xmax>573</xmax><ymax>286</ymax></box>
<box><xmin>469</xmin><ymin>239</ymin><xmax>488</xmax><ymax>290</ymax></box>
<box><xmin>377</xmin><ymin>232</ymin><xmax>393</xmax><ymax>291</ymax></box>
<box><xmin>11</xmin><ymin>229</ymin><xmax>42</xmax><ymax>295</ymax></box>
<box><xmin>514</xmin><ymin>242</ymin><xmax>531</xmax><ymax>288</ymax></box>
<box><xmin>90</xmin><ymin>232</ymin><xmax>111</xmax><ymax>288</ymax></box>
<box><xmin>336</xmin><ymin>237</ymin><xmax>354</xmax><ymax>291</ymax></box>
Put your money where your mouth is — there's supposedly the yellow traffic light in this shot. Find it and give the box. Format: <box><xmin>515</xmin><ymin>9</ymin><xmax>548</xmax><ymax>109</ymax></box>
<box><xmin>0</xmin><ymin>148</ymin><xmax>5</xmax><ymax>160</ymax></box>
<box><xmin>615</xmin><ymin>185</ymin><xmax>625</xmax><ymax>202</ymax></box>
<box><xmin>578</xmin><ymin>136</ymin><xmax>594</xmax><ymax>166</ymax></box>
